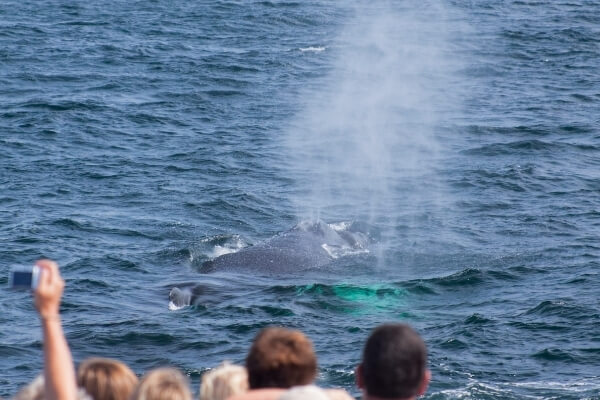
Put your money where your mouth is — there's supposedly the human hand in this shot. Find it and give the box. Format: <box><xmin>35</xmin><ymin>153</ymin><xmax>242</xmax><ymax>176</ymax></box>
<box><xmin>34</xmin><ymin>259</ymin><xmax>65</xmax><ymax>319</ymax></box>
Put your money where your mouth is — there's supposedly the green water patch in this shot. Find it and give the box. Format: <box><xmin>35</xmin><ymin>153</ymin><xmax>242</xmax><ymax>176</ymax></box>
<box><xmin>294</xmin><ymin>283</ymin><xmax>412</xmax><ymax>317</ymax></box>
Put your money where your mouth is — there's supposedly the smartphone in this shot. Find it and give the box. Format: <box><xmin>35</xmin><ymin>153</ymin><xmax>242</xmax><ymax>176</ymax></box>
<box><xmin>9</xmin><ymin>266</ymin><xmax>41</xmax><ymax>289</ymax></box>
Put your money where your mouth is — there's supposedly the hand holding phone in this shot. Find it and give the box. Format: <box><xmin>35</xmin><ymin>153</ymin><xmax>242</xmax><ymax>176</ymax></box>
<box><xmin>9</xmin><ymin>266</ymin><xmax>41</xmax><ymax>290</ymax></box>
<box><xmin>34</xmin><ymin>259</ymin><xmax>64</xmax><ymax>319</ymax></box>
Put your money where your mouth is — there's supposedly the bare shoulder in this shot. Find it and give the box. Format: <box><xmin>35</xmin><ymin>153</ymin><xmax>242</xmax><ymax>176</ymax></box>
<box><xmin>325</xmin><ymin>389</ymin><xmax>356</xmax><ymax>400</ymax></box>
<box><xmin>227</xmin><ymin>388</ymin><xmax>286</xmax><ymax>400</ymax></box>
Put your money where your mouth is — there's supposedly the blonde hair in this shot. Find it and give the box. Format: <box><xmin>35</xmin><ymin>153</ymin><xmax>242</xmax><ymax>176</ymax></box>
<box><xmin>200</xmin><ymin>363</ymin><xmax>248</xmax><ymax>400</ymax></box>
<box><xmin>131</xmin><ymin>368</ymin><xmax>192</xmax><ymax>400</ymax></box>
<box><xmin>13</xmin><ymin>374</ymin><xmax>93</xmax><ymax>400</ymax></box>
<box><xmin>77</xmin><ymin>358</ymin><xmax>138</xmax><ymax>400</ymax></box>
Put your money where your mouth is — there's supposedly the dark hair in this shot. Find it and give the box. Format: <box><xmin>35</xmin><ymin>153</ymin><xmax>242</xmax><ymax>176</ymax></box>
<box><xmin>245</xmin><ymin>327</ymin><xmax>317</xmax><ymax>389</ymax></box>
<box><xmin>361</xmin><ymin>324</ymin><xmax>427</xmax><ymax>399</ymax></box>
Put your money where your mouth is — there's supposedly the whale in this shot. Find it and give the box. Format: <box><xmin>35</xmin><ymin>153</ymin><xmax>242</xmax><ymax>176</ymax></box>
<box><xmin>168</xmin><ymin>220</ymin><xmax>372</xmax><ymax>309</ymax></box>
<box><xmin>200</xmin><ymin>220</ymin><xmax>371</xmax><ymax>273</ymax></box>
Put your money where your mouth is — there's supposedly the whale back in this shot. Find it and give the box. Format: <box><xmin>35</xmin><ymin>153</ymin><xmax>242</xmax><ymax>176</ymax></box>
<box><xmin>200</xmin><ymin>220</ymin><xmax>371</xmax><ymax>274</ymax></box>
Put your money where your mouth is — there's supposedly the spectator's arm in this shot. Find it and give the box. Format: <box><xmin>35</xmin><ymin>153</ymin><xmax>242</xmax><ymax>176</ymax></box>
<box><xmin>35</xmin><ymin>259</ymin><xmax>77</xmax><ymax>400</ymax></box>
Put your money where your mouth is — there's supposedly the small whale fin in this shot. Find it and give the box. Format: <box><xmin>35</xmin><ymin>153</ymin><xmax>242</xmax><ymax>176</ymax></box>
<box><xmin>168</xmin><ymin>287</ymin><xmax>192</xmax><ymax>310</ymax></box>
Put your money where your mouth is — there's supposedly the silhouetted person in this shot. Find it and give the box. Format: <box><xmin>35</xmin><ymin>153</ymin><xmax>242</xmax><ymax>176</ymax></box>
<box><xmin>356</xmin><ymin>324</ymin><xmax>430</xmax><ymax>400</ymax></box>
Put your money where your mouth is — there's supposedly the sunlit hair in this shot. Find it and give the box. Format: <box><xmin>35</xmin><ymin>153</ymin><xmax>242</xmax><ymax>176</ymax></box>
<box><xmin>245</xmin><ymin>327</ymin><xmax>317</xmax><ymax>389</ymax></box>
<box><xmin>199</xmin><ymin>362</ymin><xmax>248</xmax><ymax>400</ymax></box>
<box><xmin>131</xmin><ymin>368</ymin><xmax>192</xmax><ymax>400</ymax></box>
<box><xmin>77</xmin><ymin>357</ymin><xmax>138</xmax><ymax>400</ymax></box>
<box><xmin>13</xmin><ymin>374</ymin><xmax>93</xmax><ymax>400</ymax></box>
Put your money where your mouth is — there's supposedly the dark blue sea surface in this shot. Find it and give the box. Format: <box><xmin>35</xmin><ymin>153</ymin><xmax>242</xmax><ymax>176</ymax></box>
<box><xmin>1</xmin><ymin>0</ymin><xmax>599</xmax><ymax>398</ymax></box>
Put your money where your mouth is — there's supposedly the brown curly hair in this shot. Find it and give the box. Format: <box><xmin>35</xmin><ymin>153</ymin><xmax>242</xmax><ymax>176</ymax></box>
<box><xmin>245</xmin><ymin>327</ymin><xmax>317</xmax><ymax>389</ymax></box>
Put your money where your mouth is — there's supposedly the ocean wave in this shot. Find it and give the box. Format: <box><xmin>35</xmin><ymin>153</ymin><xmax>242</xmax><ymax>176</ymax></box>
<box><xmin>532</xmin><ymin>348</ymin><xmax>577</xmax><ymax>362</ymax></box>
<box><xmin>299</xmin><ymin>46</ymin><xmax>326</xmax><ymax>52</ymax></box>
<box><xmin>511</xmin><ymin>377</ymin><xmax>600</xmax><ymax>393</ymax></box>
<box><xmin>522</xmin><ymin>299</ymin><xmax>598</xmax><ymax>320</ymax></box>
<box><xmin>428</xmin><ymin>268</ymin><xmax>485</xmax><ymax>287</ymax></box>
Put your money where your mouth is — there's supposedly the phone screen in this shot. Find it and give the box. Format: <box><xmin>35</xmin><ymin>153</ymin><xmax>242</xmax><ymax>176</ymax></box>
<box><xmin>11</xmin><ymin>271</ymin><xmax>33</xmax><ymax>288</ymax></box>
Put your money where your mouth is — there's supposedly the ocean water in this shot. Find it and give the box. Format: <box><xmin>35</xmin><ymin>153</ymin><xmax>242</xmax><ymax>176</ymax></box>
<box><xmin>1</xmin><ymin>0</ymin><xmax>599</xmax><ymax>398</ymax></box>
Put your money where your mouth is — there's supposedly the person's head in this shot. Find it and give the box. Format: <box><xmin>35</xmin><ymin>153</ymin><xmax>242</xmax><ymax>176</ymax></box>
<box><xmin>356</xmin><ymin>324</ymin><xmax>430</xmax><ymax>400</ymax></box>
<box><xmin>245</xmin><ymin>327</ymin><xmax>317</xmax><ymax>389</ymax></box>
<box><xmin>200</xmin><ymin>362</ymin><xmax>248</xmax><ymax>400</ymax></box>
<box><xmin>77</xmin><ymin>357</ymin><xmax>138</xmax><ymax>400</ymax></box>
<box><xmin>131</xmin><ymin>368</ymin><xmax>192</xmax><ymax>400</ymax></box>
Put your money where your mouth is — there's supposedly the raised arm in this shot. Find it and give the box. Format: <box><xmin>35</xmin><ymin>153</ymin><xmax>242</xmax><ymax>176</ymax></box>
<box><xmin>34</xmin><ymin>259</ymin><xmax>77</xmax><ymax>400</ymax></box>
